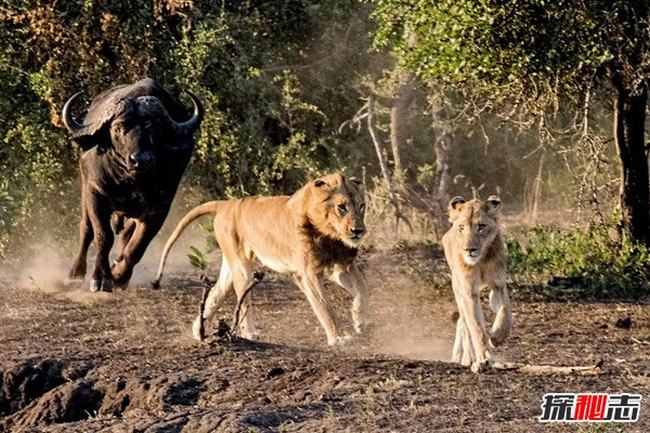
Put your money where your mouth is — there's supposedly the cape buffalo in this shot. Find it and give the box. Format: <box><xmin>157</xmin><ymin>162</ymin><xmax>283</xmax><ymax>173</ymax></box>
<box><xmin>62</xmin><ymin>78</ymin><xmax>203</xmax><ymax>292</ymax></box>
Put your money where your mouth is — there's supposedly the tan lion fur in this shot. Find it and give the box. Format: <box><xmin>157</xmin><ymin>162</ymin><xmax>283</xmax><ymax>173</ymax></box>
<box><xmin>442</xmin><ymin>195</ymin><xmax>512</xmax><ymax>373</ymax></box>
<box><xmin>153</xmin><ymin>173</ymin><xmax>369</xmax><ymax>345</ymax></box>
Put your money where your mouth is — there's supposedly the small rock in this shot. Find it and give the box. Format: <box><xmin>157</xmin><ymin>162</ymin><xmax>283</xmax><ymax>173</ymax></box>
<box><xmin>615</xmin><ymin>316</ymin><xmax>632</xmax><ymax>329</ymax></box>
<box><xmin>266</xmin><ymin>367</ymin><xmax>285</xmax><ymax>379</ymax></box>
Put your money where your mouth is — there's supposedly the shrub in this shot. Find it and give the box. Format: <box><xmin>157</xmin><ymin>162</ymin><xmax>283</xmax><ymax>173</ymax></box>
<box><xmin>507</xmin><ymin>221</ymin><xmax>650</xmax><ymax>298</ymax></box>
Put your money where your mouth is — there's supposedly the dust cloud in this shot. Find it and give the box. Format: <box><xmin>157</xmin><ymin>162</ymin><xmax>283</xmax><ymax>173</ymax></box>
<box><xmin>1</xmin><ymin>194</ymin><xmax>457</xmax><ymax>362</ymax></box>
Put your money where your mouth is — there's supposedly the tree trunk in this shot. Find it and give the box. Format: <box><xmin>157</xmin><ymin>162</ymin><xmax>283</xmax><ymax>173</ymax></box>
<box><xmin>390</xmin><ymin>72</ymin><xmax>418</xmax><ymax>186</ymax></box>
<box><xmin>613</xmin><ymin>81</ymin><xmax>649</xmax><ymax>246</ymax></box>
<box><xmin>430</xmin><ymin>96</ymin><xmax>452</xmax><ymax>238</ymax></box>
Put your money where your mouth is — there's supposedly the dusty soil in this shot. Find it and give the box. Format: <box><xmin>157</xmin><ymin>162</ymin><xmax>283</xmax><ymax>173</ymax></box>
<box><xmin>1</xmin><ymin>244</ymin><xmax>649</xmax><ymax>432</ymax></box>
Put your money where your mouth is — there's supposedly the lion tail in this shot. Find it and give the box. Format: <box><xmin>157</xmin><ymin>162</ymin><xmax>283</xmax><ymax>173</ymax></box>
<box><xmin>152</xmin><ymin>201</ymin><xmax>223</xmax><ymax>288</ymax></box>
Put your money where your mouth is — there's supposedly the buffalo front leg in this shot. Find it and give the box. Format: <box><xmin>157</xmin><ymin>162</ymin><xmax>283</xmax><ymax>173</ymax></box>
<box><xmin>111</xmin><ymin>216</ymin><xmax>165</xmax><ymax>288</ymax></box>
<box><xmin>68</xmin><ymin>202</ymin><xmax>93</xmax><ymax>282</ymax></box>
<box><xmin>87</xmin><ymin>194</ymin><xmax>114</xmax><ymax>292</ymax></box>
<box><xmin>113</xmin><ymin>215</ymin><xmax>136</xmax><ymax>265</ymax></box>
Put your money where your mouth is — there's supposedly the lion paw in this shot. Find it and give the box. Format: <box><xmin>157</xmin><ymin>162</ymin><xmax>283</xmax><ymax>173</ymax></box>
<box><xmin>470</xmin><ymin>357</ymin><xmax>493</xmax><ymax>373</ymax></box>
<box><xmin>192</xmin><ymin>317</ymin><xmax>204</xmax><ymax>341</ymax></box>
<box><xmin>329</xmin><ymin>334</ymin><xmax>353</xmax><ymax>347</ymax></box>
<box><xmin>353</xmin><ymin>322</ymin><xmax>368</xmax><ymax>335</ymax></box>
<box><xmin>240</xmin><ymin>329</ymin><xmax>263</xmax><ymax>341</ymax></box>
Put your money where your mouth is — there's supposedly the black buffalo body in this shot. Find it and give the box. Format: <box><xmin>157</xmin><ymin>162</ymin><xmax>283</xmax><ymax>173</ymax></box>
<box><xmin>62</xmin><ymin>78</ymin><xmax>203</xmax><ymax>291</ymax></box>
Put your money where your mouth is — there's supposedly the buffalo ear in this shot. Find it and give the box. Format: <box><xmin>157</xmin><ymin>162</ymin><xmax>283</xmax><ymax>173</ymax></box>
<box><xmin>448</xmin><ymin>196</ymin><xmax>466</xmax><ymax>222</ymax></box>
<box><xmin>486</xmin><ymin>195</ymin><xmax>502</xmax><ymax>215</ymax></box>
<box><xmin>71</xmin><ymin>124</ymin><xmax>112</xmax><ymax>152</ymax></box>
<box><xmin>69</xmin><ymin>97</ymin><xmax>130</xmax><ymax>151</ymax></box>
<box><xmin>71</xmin><ymin>135</ymin><xmax>98</xmax><ymax>151</ymax></box>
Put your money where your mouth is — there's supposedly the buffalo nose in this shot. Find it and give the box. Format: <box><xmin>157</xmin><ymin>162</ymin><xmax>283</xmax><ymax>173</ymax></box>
<box><xmin>129</xmin><ymin>154</ymin><xmax>139</xmax><ymax>168</ymax></box>
<box><xmin>351</xmin><ymin>228</ymin><xmax>365</xmax><ymax>236</ymax></box>
<box><xmin>129</xmin><ymin>152</ymin><xmax>153</xmax><ymax>169</ymax></box>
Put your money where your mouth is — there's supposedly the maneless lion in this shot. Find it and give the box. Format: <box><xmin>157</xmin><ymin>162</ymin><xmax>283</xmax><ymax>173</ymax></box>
<box><xmin>442</xmin><ymin>195</ymin><xmax>512</xmax><ymax>373</ymax></box>
<box><xmin>153</xmin><ymin>173</ymin><xmax>369</xmax><ymax>345</ymax></box>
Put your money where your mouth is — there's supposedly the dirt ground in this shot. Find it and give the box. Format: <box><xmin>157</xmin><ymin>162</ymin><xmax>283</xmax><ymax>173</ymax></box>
<box><xmin>0</xmin><ymin>244</ymin><xmax>649</xmax><ymax>432</ymax></box>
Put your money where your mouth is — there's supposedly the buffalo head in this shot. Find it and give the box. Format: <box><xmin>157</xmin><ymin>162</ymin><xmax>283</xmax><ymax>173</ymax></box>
<box><xmin>62</xmin><ymin>88</ymin><xmax>203</xmax><ymax>174</ymax></box>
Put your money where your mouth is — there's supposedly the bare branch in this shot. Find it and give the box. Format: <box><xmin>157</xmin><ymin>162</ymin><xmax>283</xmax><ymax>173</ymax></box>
<box><xmin>367</xmin><ymin>93</ymin><xmax>413</xmax><ymax>237</ymax></box>
<box><xmin>197</xmin><ymin>284</ymin><xmax>211</xmax><ymax>342</ymax></box>
<box><xmin>493</xmin><ymin>359</ymin><xmax>603</xmax><ymax>376</ymax></box>
<box><xmin>231</xmin><ymin>271</ymin><xmax>265</xmax><ymax>336</ymax></box>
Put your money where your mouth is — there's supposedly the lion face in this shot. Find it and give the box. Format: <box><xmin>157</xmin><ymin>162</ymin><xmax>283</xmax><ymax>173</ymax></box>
<box><xmin>307</xmin><ymin>173</ymin><xmax>366</xmax><ymax>248</ymax></box>
<box><xmin>448</xmin><ymin>196</ymin><xmax>502</xmax><ymax>266</ymax></box>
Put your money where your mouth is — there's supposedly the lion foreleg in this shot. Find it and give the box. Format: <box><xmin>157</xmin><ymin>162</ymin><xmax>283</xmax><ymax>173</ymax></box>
<box><xmin>331</xmin><ymin>265</ymin><xmax>369</xmax><ymax>334</ymax></box>
<box><xmin>452</xmin><ymin>316</ymin><xmax>474</xmax><ymax>366</ymax></box>
<box><xmin>451</xmin><ymin>318</ymin><xmax>462</xmax><ymax>363</ymax></box>
<box><xmin>453</xmin><ymin>273</ymin><xmax>492</xmax><ymax>372</ymax></box>
<box><xmin>297</xmin><ymin>273</ymin><xmax>344</xmax><ymax>346</ymax></box>
<box><xmin>488</xmin><ymin>283</ymin><xmax>512</xmax><ymax>346</ymax></box>
<box><xmin>460</xmin><ymin>319</ymin><xmax>473</xmax><ymax>366</ymax></box>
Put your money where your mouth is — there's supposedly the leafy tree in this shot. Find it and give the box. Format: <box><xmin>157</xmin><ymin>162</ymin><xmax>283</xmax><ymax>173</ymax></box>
<box><xmin>0</xmin><ymin>0</ymin><xmax>375</xmax><ymax>255</ymax></box>
<box><xmin>372</xmin><ymin>0</ymin><xmax>650</xmax><ymax>245</ymax></box>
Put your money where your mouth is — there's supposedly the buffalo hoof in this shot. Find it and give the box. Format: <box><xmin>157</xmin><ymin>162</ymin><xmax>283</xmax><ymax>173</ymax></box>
<box><xmin>90</xmin><ymin>278</ymin><xmax>114</xmax><ymax>293</ymax></box>
<box><xmin>111</xmin><ymin>268</ymin><xmax>131</xmax><ymax>290</ymax></box>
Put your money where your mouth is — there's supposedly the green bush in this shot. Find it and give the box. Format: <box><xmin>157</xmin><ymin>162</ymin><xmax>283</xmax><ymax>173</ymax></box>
<box><xmin>507</xmin><ymin>222</ymin><xmax>650</xmax><ymax>297</ymax></box>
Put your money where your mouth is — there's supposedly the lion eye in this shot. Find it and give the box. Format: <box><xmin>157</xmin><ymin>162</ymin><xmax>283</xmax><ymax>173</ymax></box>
<box><xmin>458</xmin><ymin>224</ymin><xmax>464</xmax><ymax>232</ymax></box>
<box><xmin>359</xmin><ymin>203</ymin><xmax>365</xmax><ymax>211</ymax></box>
<box><xmin>337</xmin><ymin>204</ymin><xmax>348</xmax><ymax>214</ymax></box>
<box><xmin>478</xmin><ymin>224</ymin><xmax>486</xmax><ymax>231</ymax></box>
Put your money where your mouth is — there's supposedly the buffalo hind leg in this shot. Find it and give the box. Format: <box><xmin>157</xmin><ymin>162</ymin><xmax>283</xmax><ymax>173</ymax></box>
<box><xmin>68</xmin><ymin>203</ymin><xmax>93</xmax><ymax>282</ymax></box>
<box><xmin>87</xmin><ymin>194</ymin><xmax>114</xmax><ymax>292</ymax></box>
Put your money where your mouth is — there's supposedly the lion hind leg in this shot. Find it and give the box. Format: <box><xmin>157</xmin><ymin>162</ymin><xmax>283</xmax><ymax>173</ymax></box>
<box><xmin>231</xmin><ymin>261</ymin><xmax>261</xmax><ymax>340</ymax></box>
<box><xmin>488</xmin><ymin>285</ymin><xmax>512</xmax><ymax>347</ymax></box>
<box><xmin>192</xmin><ymin>259</ymin><xmax>234</xmax><ymax>340</ymax></box>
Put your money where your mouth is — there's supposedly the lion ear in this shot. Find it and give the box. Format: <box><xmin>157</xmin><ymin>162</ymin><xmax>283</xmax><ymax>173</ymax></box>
<box><xmin>448</xmin><ymin>196</ymin><xmax>466</xmax><ymax>222</ymax></box>
<box><xmin>347</xmin><ymin>176</ymin><xmax>364</xmax><ymax>191</ymax></box>
<box><xmin>486</xmin><ymin>195</ymin><xmax>502</xmax><ymax>215</ymax></box>
<box><xmin>348</xmin><ymin>176</ymin><xmax>362</xmax><ymax>185</ymax></box>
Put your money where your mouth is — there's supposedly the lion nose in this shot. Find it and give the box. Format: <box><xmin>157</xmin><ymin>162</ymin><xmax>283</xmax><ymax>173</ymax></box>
<box><xmin>351</xmin><ymin>228</ymin><xmax>365</xmax><ymax>237</ymax></box>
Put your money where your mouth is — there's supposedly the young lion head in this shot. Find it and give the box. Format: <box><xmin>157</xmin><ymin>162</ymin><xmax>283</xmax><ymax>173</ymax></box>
<box><xmin>447</xmin><ymin>195</ymin><xmax>502</xmax><ymax>266</ymax></box>
<box><xmin>303</xmin><ymin>173</ymin><xmax>366</xmax><ymax>248</ymax></box>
